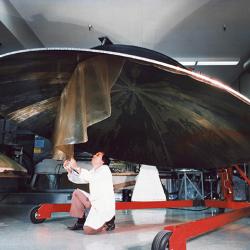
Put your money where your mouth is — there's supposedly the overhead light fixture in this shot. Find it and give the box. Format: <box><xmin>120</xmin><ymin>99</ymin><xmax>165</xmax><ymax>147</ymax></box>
<box><xmin>178</xmin><ymin>60</ymin><xmax>239</xmax><ymax>66</ymax></box>
<box><xmin>88</xmin><ymin>24</ymin><xmax>93</xmax><ymax>31</ymax></box>
<box><xmin>197</xmin><ymin>61</ymin><xmax>239</xmax><ymax>66</ymax></box>
<box><xmin>178</xmin><ymin>61</ymin><xmax>197</xmax><ymax>66</ymax></box>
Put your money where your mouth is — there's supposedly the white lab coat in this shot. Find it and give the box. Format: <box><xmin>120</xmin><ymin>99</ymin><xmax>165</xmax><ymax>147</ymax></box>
<box><xmin>68</xmin><ymin>164</ymin><xmax>115</xmax><ymax>229</ymax></box>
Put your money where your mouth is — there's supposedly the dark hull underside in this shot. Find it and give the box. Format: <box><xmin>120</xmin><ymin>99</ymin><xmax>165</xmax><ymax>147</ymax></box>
<box><xmin>0</xmin><ymin>46</ymin><xmax>250</xmax><ymax>170</ymax></box>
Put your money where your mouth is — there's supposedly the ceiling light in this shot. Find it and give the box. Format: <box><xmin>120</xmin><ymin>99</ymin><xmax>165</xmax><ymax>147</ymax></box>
<box><xmin>177</xmin><ymin>59</ymin><xmax>239</xmax><ymax>66</ymax></box>
<box><xmin>178</xmin><ymin>61</ymin><xmax>196</xmax><ymax>66</ymax></box>
<box><xmin>197</xmin><ymin>61</ymin><xmax>239</xmax><ymax>66</ymax></box>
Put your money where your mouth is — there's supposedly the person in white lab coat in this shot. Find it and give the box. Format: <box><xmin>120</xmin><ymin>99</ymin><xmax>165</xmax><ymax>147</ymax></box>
<box><xmin>63</xmin><ymin>152</ymin><xmax>115</xmax><ymax>234</ymax></box>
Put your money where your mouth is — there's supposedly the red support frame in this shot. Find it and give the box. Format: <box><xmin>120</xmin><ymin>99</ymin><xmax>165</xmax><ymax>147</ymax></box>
<box><xmin>166</xmin><ymin>204</ymin><xmax>250</xmax><ymax>250</ymax></box>
<box><xmin>37</xmin><ymin>200</ymin><xmax>194</xmax><ymax>220</ymax></box>
<box><xmin>33</xmin><ymin>165</ymin><xmax>250</xmax><ymax>250</ymax></box>
<box><xmin>219</xmin><ymin>167</ymin><xmax>234</xmax><ymax>201</ymax></box>
<box><xmin>164</xmin><ymin>165</ymin><xmax>250</xmax><ymax>250</ymax></box>
<box><xmin>233</xmin><ymin>164</ymin><xmax>250</xmax><ymax>186</ymax></box>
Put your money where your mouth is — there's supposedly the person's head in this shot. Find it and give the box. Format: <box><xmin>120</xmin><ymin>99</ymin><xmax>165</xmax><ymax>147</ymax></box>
<box><xmin>91</xmin><ymin>151</ymin><xmax>110</xmax><ymax>169</ymax></box>
<box><xmin>102</xmin><ymin>153</ymin><xmax>111</xmax><ymax>166</ymax></box>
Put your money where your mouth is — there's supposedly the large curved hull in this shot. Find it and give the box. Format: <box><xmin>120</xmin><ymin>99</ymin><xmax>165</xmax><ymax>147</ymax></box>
<box><xmin>0</xmin><ymin>46</ymin><xmax>250</xmax><ymax>169</ymax></box>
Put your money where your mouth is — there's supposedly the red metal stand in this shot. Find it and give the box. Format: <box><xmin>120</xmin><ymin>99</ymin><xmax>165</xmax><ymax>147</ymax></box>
<box><xmin>159</xmin><ymin>165</ymin><xmax>250</xmax><ymax>250</ymax></box>
<box><xmin>218</xmin><ymin>167</ymin><xmax>234</xmax><ymax>201</ymax></box>
<box><xmin>35</xmin><ymin>200</ymin><xmax>194</xmax><ymax>220</ymax></box>
<box><xmin>165</xmin><ymin>201</ymin><xmax>250</xmax><ymax>250</ymax></box>
<box><xmin>233</xmin><ymin>164</ymin><xmax>250</xmax><ymax>186</ymax></box>
<box><xmin>30</xmin><ymin>165</ymin><xmax>250</xmax><ymax>250</ymax></box>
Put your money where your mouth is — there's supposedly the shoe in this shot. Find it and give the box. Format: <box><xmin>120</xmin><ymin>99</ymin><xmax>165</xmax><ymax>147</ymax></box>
<box><xmin>67</xmin><ymin>222</ymin><xmax>84</xmax><ymax>230</ymax></box>
<box><xmin>105</xmin><ymin>216</ymin><xmax>115</xmax><ymax>231</ymax></box>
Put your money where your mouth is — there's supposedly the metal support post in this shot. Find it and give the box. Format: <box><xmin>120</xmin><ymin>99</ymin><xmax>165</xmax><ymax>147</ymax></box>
<box><xmin>219</xmin><ymin>167</ymin><xmax>234</xmax><ymax>201</ymax></box>
<box><xmin>177</xmin><ymin>170</ymin><xmax>204</xmax><ymax>200</ymax></box>
<box><xmin>248</xmin><ymin>164</ymin><xmax>250</xmax><ymax>201</ymax></box>
<box><xmin>184</xmin><ymin>172</ymin><xmax>187</xmax><ymax>200</ymax></box>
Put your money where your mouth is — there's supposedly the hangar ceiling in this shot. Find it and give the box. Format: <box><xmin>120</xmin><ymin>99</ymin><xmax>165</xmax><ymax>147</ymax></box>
<box><xmin>0</xmin><ymin>0</ymin><xmax>250</xmax><ymax>94</ymax></box>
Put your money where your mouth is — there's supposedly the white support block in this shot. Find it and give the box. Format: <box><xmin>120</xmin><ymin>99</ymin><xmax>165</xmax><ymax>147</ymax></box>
<box><xmin>132</xmin><ymin>165</ymin><xmax>166</xmax><ymax>201</ymax></box>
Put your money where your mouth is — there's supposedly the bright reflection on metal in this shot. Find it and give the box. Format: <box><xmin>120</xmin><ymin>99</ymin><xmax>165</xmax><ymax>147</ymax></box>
<box><xmin>7</xmin><ymin>97</ymin><xmax>58</xmax><ymax>122</ymax></box>
<box><xmin>0</xmin><ymin>48</ymin><xmax>249</xmax><ymax>106</ymax></box>
<box><xmin>0</xmin><ymin>153</ymin><xmax>27</xmax><ymax>172</ymax></box>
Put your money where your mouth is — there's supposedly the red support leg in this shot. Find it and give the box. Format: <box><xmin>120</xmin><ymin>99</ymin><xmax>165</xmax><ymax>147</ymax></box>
<box><xmin>115</xmin><ymin>200</ymin><xmax>193</xmax><ymax>210</ymax></box>
<box><xmin>158</xmin><ymin>166</ymin><xmax>250</xmax><ymax>250</ymax></box>
<box><xmin>233</xmin><ymin>164</ymin><xmax>250</xmax><ymax>186</ymax></box>
<box><xmin>165</xmin><ymin>204</ymin><xmax>250</xmax><ymax>250</ymax></box>
<box><xmin>205</xmin><ymin>199</ymin><xmax>249</xmax><ymax>209</ymax></box>
<box><xmin>37</xmin><ymin>200</ymin><xmax>194</xmax><ymax>219</ymax></box>
<box><xmin>37</xmin><ymin>203</ymin><xmax>71</xmax><ymax>219</ymax></box>
<box><xmin>219</xmin><ymin>167</ymin><xmax>234</xmax><ymax>201</ymax></box>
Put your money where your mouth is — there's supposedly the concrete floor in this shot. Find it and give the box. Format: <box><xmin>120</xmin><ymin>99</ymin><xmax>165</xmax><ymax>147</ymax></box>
<box><xmin>0</xmin><ymin>205</ymin><xmax>249</xmax><ymax>250</ymax></box>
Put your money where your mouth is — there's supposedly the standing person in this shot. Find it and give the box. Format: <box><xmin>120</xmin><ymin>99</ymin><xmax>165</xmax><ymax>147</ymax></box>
<box><xmin>63</xmin><ymin>152</ymin><xmax>115</xmax><ymax>234</ymax></box>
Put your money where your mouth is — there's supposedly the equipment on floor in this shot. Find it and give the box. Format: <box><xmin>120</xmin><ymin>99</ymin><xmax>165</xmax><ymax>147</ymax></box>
<box><xmin>29</xmin><ymin>164</ymin><xmax>250</xmax><ymax>250</ymax></box>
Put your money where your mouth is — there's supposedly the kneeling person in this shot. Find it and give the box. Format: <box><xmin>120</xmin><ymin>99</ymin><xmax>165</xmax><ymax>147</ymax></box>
<box><xmin>64</xmin><ymin>152</ymin><xmax>115</xmax><ymax>234</ymax></box>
